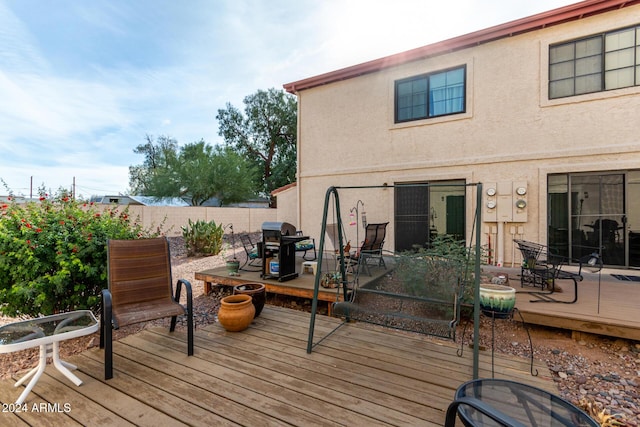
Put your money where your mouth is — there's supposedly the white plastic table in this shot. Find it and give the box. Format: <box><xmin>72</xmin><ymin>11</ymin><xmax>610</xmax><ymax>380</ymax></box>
<box><xmin>0</xmin><ymin>310</ymin><xmax>99</xmax><ymax>404</ymax></box>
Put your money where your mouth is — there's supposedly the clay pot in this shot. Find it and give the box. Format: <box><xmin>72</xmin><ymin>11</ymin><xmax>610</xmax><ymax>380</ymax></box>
<box><xmin>217</xmin><ymin>294</ymin><xmax>255</xmax><ymax>332</ymax></box>
<box><xmin>479</xmin><ymin>283</ymin><xmax>516</xmax><ymax>319</ymax></box>
<box><xmin>233</xmin><ymin>283</ymin><xmax>266</xmax><ymax>318</ymax></box>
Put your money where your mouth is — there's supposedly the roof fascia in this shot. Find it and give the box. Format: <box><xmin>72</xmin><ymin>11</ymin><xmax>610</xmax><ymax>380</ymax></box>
<box><xmin>283</xmin><ymin>0</ymin><xmax>637</xmax><ymax>93</ymax></box>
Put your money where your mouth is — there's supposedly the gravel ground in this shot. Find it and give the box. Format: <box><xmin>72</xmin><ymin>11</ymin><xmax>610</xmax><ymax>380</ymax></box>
<box><xmin>1</xmin><ymin>235</ymin><xmax>639</xmax><ymax>425</ymax></box>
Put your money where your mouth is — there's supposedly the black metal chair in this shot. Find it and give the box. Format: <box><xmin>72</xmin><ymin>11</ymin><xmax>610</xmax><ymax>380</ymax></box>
<box><xmin>350</xmin><ymin>222</ymin><xmax>389</xmax><ymax>276</ymax></box>
<box><xmin>239</xmin><ymin>234</ymin><xmax>262</xmax><ymax>271</ymax></box>
<box><xmin>295</xmin><ymin>230</ymin><xmax>317</xmax><ymax>261</ymax></box>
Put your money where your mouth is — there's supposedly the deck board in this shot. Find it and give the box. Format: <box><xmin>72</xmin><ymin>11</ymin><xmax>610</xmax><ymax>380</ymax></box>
<box><xmin>2</xmin><ymin>305</ymin><xmax>556</xmax><ymax>426</ymax></box>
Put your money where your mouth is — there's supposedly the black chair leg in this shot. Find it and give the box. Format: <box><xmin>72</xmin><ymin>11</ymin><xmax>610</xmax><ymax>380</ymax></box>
<box><xmin>101</xmin><ymin>289</ymin><xmax>114</xmax><ymax>380</ymax></box>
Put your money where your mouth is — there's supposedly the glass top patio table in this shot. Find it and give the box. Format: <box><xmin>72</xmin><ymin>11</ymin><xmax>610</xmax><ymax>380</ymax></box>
<box><xmin>445</xmin><ymin>378</ymin><xmax>599</xmax><ymax>426</ymax></box>
<box><xmin>0</xmin><ymin>310</ymin><xmax>99</xmax><ymax>404</ymax></box>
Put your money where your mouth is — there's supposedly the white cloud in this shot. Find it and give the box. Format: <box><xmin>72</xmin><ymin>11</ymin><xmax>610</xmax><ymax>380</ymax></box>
<box><xmin>0</xmin><ymin>0</ymin><xmax>576</xmax><ymax>198</ymax></box>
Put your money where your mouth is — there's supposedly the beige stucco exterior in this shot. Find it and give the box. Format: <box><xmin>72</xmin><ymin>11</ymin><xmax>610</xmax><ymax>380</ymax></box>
<box><xmin>287</xmin><ymin>2</ymin><xmax>640</xmax><ymax>266</ymax></box>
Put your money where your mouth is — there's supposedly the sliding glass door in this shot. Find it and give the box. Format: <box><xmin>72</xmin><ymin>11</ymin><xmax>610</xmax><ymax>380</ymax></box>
<box><xmin>549</xmin><ymin>172</ymin><xmax>631</xmax><ymax>267</ymax></box>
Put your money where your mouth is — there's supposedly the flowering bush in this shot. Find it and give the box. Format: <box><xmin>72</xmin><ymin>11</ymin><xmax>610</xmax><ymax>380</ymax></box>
<box><xmin>0</xmin><ymin>190</ymin><xmax>161</xmax><ymax>317</ymax></box>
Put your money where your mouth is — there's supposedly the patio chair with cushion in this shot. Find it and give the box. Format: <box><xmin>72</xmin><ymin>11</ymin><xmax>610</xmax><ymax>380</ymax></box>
<box><xmin>295</xmin><ymin>230</ymin><xmax>317</xmax><ymax>261</ymax></box>
<box><xmin>100</xmin><ymin>237</ymin><xmax>194</xmax><ymax>380</ymax></box>
<box><xmin>240</xmin><ymin>234</ymin><xmax>262</xmax><ymax>271</ymax></box>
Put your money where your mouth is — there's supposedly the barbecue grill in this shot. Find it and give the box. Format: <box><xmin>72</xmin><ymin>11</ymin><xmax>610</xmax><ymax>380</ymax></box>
<box><xmin>261</xmin><ymin>222</ymin><xmax>306</xmax><ymax>282</ymax></box>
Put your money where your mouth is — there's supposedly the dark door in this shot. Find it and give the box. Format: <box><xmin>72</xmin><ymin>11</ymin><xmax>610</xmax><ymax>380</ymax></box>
<box><xmin>394</xmin><ymin>181</ymin><xmax>466</xmax><ymax>251</ymax></box>
<box><xmin>394</xmin><ymin>184</ymin><xmax>430</xmax><ymax>252</ymax></box>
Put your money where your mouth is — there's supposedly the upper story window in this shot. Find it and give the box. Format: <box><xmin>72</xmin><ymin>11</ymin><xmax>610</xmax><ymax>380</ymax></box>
<box><xmin>549</xmin><ymin>25</ymin><xmax>640</xmax><ymax>99</ymax></box>
<box><xmin>395</xmin><ymin>66</ymin><xmax>466</xmax><ymax>123</ymax></box>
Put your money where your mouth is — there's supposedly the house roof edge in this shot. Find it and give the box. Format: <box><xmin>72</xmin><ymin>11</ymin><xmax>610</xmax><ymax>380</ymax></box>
<box><xmin>283</xmin><ymin>0</ymin><xmax>638</xmax><ymax>93</ymax></box>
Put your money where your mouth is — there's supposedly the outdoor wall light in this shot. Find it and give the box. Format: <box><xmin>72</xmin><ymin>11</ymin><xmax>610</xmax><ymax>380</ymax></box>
<box><xmin>515</xmin><ymin>199</ymin><xmax>527</xmax><ymax>209</ymax></box>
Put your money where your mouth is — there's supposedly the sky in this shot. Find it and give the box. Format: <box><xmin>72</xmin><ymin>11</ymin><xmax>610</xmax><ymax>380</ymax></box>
<box><xmin>0</xmin><ymin>0</ymin><xmax>576</xmax><ymax>199</ymax></box>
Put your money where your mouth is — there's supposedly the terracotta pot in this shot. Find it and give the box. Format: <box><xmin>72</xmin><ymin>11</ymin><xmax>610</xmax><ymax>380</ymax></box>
<box><xmin>479</xmin><ymin>283</ymin><xmax>516</xmax><ymax>319</ymax></box>
<box><xmin>217</xmin><ymin>294</ymin><xmax>255</xmax><ymax>332</ymax></box>
<box><xmin>233</xmin><ymin>283</ymin><xmax>266</xmax><ymax>318</ymax></box>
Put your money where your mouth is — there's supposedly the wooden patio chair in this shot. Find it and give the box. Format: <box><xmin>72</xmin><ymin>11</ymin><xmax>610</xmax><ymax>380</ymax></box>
<box><xmin>100</xmin><ymin>237</ymin><xmax>194</xmax><ymax>380</ymax></box>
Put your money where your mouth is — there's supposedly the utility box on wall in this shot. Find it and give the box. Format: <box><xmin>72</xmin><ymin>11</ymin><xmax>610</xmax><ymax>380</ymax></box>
<box><xmin>483</xmin><ymin>181</ymin><xmax>528</xmax><ymax>223</ymax></box>
<box><xmin>512</xmin><ymin>181</ymin><xmax>528</xmax><ymax>222</ymax></box>
<box><xmin>484</xmin><ymin>182</ymin><xmax>497</xmax><ymax>222</ymax></box>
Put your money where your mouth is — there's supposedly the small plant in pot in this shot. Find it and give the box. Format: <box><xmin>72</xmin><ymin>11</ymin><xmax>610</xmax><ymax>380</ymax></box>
<box><xmin>479</xmin><ymin>283</ymin><xmax>516</xmax><ymax>318</ymax></box>
<box><xmin>225</xmin><ymin>224</ymin><xmax>240</xmax><ymax>276</ymax></box>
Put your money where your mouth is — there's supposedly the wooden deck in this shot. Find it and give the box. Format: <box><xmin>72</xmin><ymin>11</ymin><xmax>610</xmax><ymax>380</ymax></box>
<box><xmin>197</xmin><ymin>256</ymin><xmax>640</xmax><ymax>341</ymax></box>
<box><xmin>195</xmin><ymin>256</ymin><xmax>389</xmax><ymax>316</ymax></box>
<box><xmin>1</xmin><ymin>306</ymin><xmax>554</xmax><ymax>426</ymax></box>
<box><xmin>508</xmin><ymin>266</ymin><xmax>640</xmax><ymax>341</ymax></box>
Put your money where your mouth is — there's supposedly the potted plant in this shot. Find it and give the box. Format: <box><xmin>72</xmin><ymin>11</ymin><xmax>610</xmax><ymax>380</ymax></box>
<box><xmin>479</xmin><ymin>282</ymin><xmax>516</xmax><ymax>318</ymax></box>
<box><xmin>233</xmin><ymin>283</ymin><xmax>266</xmax><ymax>318</ymax></box>
<box><xmin>225</xmin><ymin>224</ymin><xmax>240</xmax><ymax>276</ymax></box>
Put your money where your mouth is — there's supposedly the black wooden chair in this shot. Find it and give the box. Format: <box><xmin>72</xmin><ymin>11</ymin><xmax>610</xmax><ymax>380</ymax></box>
<box><xmin>100</xmin><ymin>237</ymin><xmax>193</xmax><ymax>380</ymax></box>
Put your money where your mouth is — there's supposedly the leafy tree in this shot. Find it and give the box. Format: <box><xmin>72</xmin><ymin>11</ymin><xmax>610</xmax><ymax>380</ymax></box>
<box><xmin>129</xmin><ymin>136</ymin><xmax>256</xmax><ymax>206</ymax></box>
<box><xmin>129</xmin><ymin>134</ymin><xmax>179</xmax><ymax>195</ymax></box>
<box><xmin>216</xmin><ymin>88</ymin><xmax>297</xmax><ymax>196</ymax></box>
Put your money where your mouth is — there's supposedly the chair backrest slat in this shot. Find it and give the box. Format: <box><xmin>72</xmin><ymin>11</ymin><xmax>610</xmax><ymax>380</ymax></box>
<box><xmin>107</xmin><ymin>238</ymin><xmax>173</xmax><ymax>307</ymax></box>
<box><xmin>361</xmin><ymin>222</ymin><xmax>389</xmax><ymax>252</ymax></box>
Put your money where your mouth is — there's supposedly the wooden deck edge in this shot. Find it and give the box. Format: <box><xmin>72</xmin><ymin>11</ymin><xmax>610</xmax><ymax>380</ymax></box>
<box><xmin>519</xmin><ymin>310</ymin><xmax>640</xmax><ymax>341</ymax></box>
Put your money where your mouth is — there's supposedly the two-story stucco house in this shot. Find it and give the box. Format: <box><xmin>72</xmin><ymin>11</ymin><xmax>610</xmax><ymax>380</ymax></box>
<box><xmin>284</xmin><ymin>0</ymin><xmax>640</xmax><ymax>269</ymax></box>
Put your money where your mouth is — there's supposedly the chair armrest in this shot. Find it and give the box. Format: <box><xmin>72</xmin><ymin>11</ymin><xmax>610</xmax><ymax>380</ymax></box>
<box><xmin>173</xmin><ymin>279</ymin><xmax>193</xmax><ymax>308</ymax></box>
<box><xmin>101</xmin><ymin>288</ymin><xmax>113</xmax><ymax>327</ymax></box>
<box><xmin>445</xmin><ymin>396</ymin><xmax>528</xmax><ymax>427</ymax></box>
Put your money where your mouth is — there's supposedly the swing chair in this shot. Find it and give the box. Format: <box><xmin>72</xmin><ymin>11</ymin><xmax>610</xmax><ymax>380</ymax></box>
<box><xmin>307</xmin><ymin>183</ymin><xmax>485</xmax><ymax>380</ymax></box>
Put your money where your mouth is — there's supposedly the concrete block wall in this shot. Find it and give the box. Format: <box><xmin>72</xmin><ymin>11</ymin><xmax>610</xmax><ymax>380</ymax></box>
<box><xmin>97</xmin><ymin>205</ymin><xmax>278</xmax><ymax>236</ymax></box>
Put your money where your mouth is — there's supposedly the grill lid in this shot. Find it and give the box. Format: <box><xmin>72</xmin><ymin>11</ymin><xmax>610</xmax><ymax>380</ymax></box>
<box><xmin>261</xmin><ymin>221</ymin><xmax>296</xmax><ymax>236</ymax></box>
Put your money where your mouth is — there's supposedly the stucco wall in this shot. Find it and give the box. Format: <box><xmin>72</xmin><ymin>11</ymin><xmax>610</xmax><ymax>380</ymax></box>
<box><xmin>273</xmin><ymin>185</ymin><xmax>299</xmax><ymax>229</ymax></box>
<box><xmin>294</xmin><ymin>5</ymin><xmax>640</xmax><ymax>264</ymax></box>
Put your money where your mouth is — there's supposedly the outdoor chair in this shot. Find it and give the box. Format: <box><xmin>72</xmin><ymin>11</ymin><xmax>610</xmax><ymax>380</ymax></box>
<box><xmin>240</xmin><ymin>234</ymin><xmax>262</xmax><ymax>271</ymax></box>
<box><xmin>295</xmin><ymin>230</ymin><xmax>317</xmax><ymax>260</ymax></box>
<box><xmin>514</xmin><ymin>239</ymin><xmax>601</xmax><ymax>304</ymax></box>
<box><xmin>100</xmin><ymin>237</ymin><xmax>193</xmax><ymax>380</ymax></box>
<box><xmin>349</xmin><ymin>222</ymin><xmax>389</xmax><ymax>276</ymax></box>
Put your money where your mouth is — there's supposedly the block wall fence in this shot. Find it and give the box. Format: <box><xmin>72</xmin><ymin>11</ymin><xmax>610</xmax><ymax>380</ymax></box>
<box><xmin>96</xmin><ymin>205</ymin><xmax>279</xmax><ymax>237</ymax></box>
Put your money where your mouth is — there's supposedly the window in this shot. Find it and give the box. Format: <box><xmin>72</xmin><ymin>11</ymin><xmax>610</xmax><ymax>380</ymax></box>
<box><xmin>549</xmin><ymin>25</ymin><xmax>640</xmax><ymax>99</ymax></box>
<box><xmin>395</xmin><ymin>66</ymin><xmax>465</xmax><ymax>122</ymax></box>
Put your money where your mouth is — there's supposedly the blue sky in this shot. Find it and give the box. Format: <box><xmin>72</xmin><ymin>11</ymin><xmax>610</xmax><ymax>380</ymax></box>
<box><xmin>0</xmin><ymin>0</ymin><xmax>573</xmax><ymax>198</ymax></box>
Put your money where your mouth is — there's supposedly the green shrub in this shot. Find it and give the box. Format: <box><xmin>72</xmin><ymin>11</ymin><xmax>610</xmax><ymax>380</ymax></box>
<box><xmin>0</xmin><ymin>190</ymin><xmax>160</xmax><ymax>317</ymax></box>
<box><xmin>181</xmin><ymin>219</ymin><xmax>224</xmax><ymax>256</ymax></box>
<box><xmin>395</xmin><ymin>234</ymin><xmax>487</xmax><ymax>305</ymax></box>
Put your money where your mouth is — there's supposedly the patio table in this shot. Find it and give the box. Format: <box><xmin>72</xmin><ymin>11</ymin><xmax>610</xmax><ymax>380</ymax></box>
<box><xmin>0</xmin><ymin>310</ymin><xmax>99</xmax><ymax>404</ymax></box>
<box><xmin>445</xmin><ymin>378</ymin><xmax>598</xmax><ymax>426</ymax></box>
